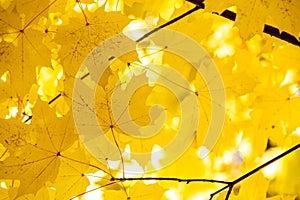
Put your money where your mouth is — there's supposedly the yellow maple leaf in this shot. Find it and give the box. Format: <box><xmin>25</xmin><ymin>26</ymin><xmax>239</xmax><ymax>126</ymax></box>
<box><xmin>0</xmin><ymin>101</ymin><xmax>77</xmax><ymax>196</ymax></box>
<box><xmin>0</xmin><ymin>5</ymin><xmax>51</xmax><ymax>98</ymax></box>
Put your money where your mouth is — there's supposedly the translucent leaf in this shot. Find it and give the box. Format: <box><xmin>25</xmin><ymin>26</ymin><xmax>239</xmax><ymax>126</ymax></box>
<box><xmin>0</xmin><ymin>101</ymin><xmax>77</xmax><ymax>196</ymax></box>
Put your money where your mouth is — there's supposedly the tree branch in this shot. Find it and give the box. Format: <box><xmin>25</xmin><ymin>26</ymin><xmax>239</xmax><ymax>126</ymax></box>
<box><xmin>73</xmin><ymin>132</ymin><xmax>298</xmax><ymax>199</ymax></box>
<box><xmin>137</xmin><ymin>1</ymin><xmax>300</xmax><ymax>46</ymax></box>
<box><xmin>111</xmin><ymin>177</ymin><xmax>231</xmax><ymax>184</ymax></box>
<box><xmin>186</xmin><ymin>0</ymin><xmax>300</xmax><ymax>47</ymax></box>
<box><xmin>136</xmin><ymin>5</ymin><xmax>202</xmax><ymax>42</ymax></box>
<box><xmin>232</xmin><ymin>143</ymin><xmax>300</xmax><ymax>185</ymax></box>
<box><xmin>106</xmin><ymin>144</ymin><xmax>300</xmax><ymax>200</ymax></box>
<box><xmin>210</xmin><ymin>143</ymin><xmax>300</xmax><ymax>199</ymax></box>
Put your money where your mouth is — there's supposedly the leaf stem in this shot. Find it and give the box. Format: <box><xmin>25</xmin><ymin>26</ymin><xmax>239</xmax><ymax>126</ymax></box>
<box><xmin>60</xmin><ymin>154</ymin><xmax>112</xmax><ymax>176</ymax></box>
<box><xmin>70</xmin><ymin>181</ymin><xmax>118</xmax><ymax>200</ymax></box>
<box><xmin>23</xmin><ymin>0</ymin><xmax>58</xmax><ymax>31</ymax></box>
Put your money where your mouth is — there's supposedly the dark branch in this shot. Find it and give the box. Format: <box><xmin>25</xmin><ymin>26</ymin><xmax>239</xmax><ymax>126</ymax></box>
<box><xmin>210</xmin><ymin>185</ymin><xmax>230</xmax><ymax>200</ymax></box>
<box><xmin>225</xmin><ymin>185</ymin><xmax>233</xmax><ymax>200</ymax></box>
<box><xmin>186</xmin><ymin>0</ymin><xmax>300</xmax><ymax>47</ymax></box>
<box><xmin>210</xmin><ymin>143</ymin><xmax>300</xmax><ymax>199</ymax></box>
<box><xmin>106</xmin><ymin>142</ymin><xmax>299</xmax><ymax>200</ymax></box>
<box><xmin>232</xmin><ymin>143</ymin><xmax>300</xmax><ymax>185</ymax></box>
<box><xmin>111</xmin><ymin>177</ymin><xmax>230</xmax><ymax>184</ymax></box>
<box><xmin>48</xmin><ymin>93</ymin><xmax>62</xmax><ymax>105</ymax></box>
<box><xmin>136</xmin><ymin>5</ymin><xmax>202</xmax><ymax>42</ymax></box>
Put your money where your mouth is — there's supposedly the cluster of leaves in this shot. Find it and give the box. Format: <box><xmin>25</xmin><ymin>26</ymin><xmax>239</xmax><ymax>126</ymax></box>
<box><xmin>0</xmin><ymin>0</ymin><xmax>300</xmax><ymax>199</ymax></box>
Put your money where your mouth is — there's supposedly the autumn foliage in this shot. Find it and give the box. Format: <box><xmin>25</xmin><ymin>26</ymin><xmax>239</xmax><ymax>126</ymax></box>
<box><xmin>0</xmin><ymin>0</ymin><xmax>300</xmax><ymax>200</ymax></box>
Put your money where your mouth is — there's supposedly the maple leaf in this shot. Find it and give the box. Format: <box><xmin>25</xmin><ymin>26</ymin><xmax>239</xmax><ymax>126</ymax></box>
<box><xmin>0</xmin><ymin>1</ymin><xmax>52</xmax><ymax>98</ymax></box>
<box><xmin>0</xmin><ymin>101</ymin><xmax>77</xmax><ymax>196</ymax></box>
<box><xmin>93</xmin><ymin>75</ymin><xmax>159</xmax><ymax>167</ymax></box>
<box><xmin>251</xmin><ymin>86</ymin><xmax>300</xmax><ymax>145</ymax></box>
<box><xmin>53</xmin><ymin>6</ymin><xmax>130</xmax><ymax>77</ymax></box>
<box><xmin>53</xmin><ymin>143</ymin><xmax>91</xmax><ymax>200</ymax></box>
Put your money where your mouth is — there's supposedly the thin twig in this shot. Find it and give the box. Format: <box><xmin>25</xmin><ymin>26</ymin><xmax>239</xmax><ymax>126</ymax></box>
<box><xmin>225</xmin><ymin>185</ymin><xmax>233</xmax><ymax>200</ymax></box>
<box><xmin>136</xmin><ymin>5</ymin><xmax>202</xmax><ymax>42</ymax></box>
<box><xmin>233</xmin><ymin>143</ymin><xmax>300</xmax><ymax>185</ymax></box>
<box><xmin>210</xmin><ymin>143</ymin><xmax>300</xmax><ymax>199</ymax></box>
<box><xmin>48</xmin><ymin>93</ymin><xmax>62</xmax><ymax>105</ymax></box>
<box><xmin>111</xmin><ymin>177</ymin><xmax>230</xmax><ymax>184</ymax></box>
